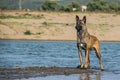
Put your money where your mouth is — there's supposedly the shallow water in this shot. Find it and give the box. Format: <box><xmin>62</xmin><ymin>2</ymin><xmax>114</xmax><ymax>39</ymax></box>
<box><xmin>0</xmin><ymin>40</ymin><xmax>120</xmax><ymax>80</ymax></box>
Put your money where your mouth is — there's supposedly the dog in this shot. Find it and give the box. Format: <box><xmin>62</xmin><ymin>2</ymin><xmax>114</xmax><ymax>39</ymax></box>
<box><xmin>75</xmin><ymin>15</ymin><xmax>104</xmax><ymax>71</ymax></box>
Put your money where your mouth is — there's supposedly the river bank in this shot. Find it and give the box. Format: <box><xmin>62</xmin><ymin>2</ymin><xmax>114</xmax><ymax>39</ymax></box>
<box><xmin>0</xmin><ymin>11</ymin><xmax>120</xmax><ymax>41</ymax></box>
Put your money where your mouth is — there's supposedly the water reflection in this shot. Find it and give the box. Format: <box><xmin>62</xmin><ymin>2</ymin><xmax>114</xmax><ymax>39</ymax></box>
<box><xmin>20</xmin><ymin>72</ymin><xmax>101</xmax><ymax>80</ymax></box>
<box><xmin>79</xmin><ymin>72</ymin><xmax>101</xmax><ymax>80</ymax></box>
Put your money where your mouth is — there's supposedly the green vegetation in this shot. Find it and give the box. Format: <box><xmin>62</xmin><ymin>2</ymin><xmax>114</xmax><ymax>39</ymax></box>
<box><xmin>0</xmin><ymin>21</ymin><xmax>24</xmax><ymax>27</ymax></box>
<box><xmin>0</xmin><ymin>15</ymin><xmax>15</xmax><ymax>19</ymax></box>
<box><xmin>0</xmin><ymin>13</ymin><xmax>44</xmax><ymax>19</ymax></box>
<box><xmin>0</xmin><ymin>21</ymin><xmax>5</xmax><ymax>25</ymax></box>
<box><xmin>0</xmin><ymin>0</ymin><xmax>120</xmax><ymax>12</ymax></box>
<box><xmin>87</xmin><ymin>0</ymin><xmax>108</xmax><ymax>11</ymax></box>
<box><xmin>42</xmin><ymin>21</ymin><xmax>74</xmax><ymax>27</ymax></box>
<box><xmin>41</xmin><ymin>0</ymin><xmax>120</xmax><ymax>12</ymax></box>
<box><xmin>24</xmin><ymin>30</ymin><xmax>32</xmax><ymax>35</ymax></box>
<box><xmin>41</xmin><ymin>0</ymin><xmax>80</xmax><ymax>12</ymax></box>
<box><xmin>87</xmin><ymin>0</ymin><xmax>120</xmax><ymax>12</ymax></box>
<box><xmin>59</xmin><ymin>2</ymin><xmax>80</xmax><ymax>12</ymax></box>
<box><xmin>42</xmin><ymin>0</ymin><xmax>58</xmax><ymax>11</ymax></box>
<box><xmin>109</xmin><ymin>3</ymin><xmax>119</xmax><ymax>11</ymax></box>
<box><xmin>42</xmin><ymin>21</ymin><xmax>48</xmax><ymax>26</ymax></box>
<box><xmin>24</xmin><ymin>30</ymin><xmax>43</xmax><ymax>35</ymax></box>
<box><xmin>72</xmin><ymin>2</ymin><xmax>80</xmax><ymax>8</ymax></box>
<box><xmin>36</xmin><ymin>32</ymin><xmax>43</xmax><ymax>35</ymax></box>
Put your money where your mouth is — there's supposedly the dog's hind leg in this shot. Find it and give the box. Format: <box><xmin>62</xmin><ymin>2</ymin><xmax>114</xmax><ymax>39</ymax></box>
<box><xmin>94</xmin><ymin>44</ymin><xmax>104</xmax><ymax>71</ymax></box>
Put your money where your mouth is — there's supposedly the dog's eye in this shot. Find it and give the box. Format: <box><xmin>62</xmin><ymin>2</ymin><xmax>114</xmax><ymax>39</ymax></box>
<box><xmin>80</xmin><ymin>22</ymin><xmax>83</xmax><ymax>25</ymax></box>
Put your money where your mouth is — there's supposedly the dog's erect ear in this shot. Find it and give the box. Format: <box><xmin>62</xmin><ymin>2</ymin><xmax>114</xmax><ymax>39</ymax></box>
<box><xmin>76</xmin><ymin>15</ymin><xmax>79</xmax><ymax>21</ymax></box>
<box><xmin>82</xmin><ymin>16</ymin><xmax>86</xmax><ymax>24</ymax></box>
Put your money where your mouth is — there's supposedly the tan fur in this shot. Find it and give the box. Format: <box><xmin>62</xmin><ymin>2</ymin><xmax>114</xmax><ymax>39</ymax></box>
<box><xmin>75</xmin><ymin>15</ymin><xmax>104</xmax><ymax>70</ymax></box>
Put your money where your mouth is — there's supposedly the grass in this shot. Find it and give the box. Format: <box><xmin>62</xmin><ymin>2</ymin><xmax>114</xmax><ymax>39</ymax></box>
<box><xmin>42</xmin><ymin>21</ymin><xmax>48</xmax><ymax>26</ymax></box>
<box><xmin>7</xmin><ymin>22</ymin><xmax>23</xmax><ymax>26</ymax></box>
<box><xmin>24</xmin><ymin>30</ymin><xmax>32</xmax><ymax>35</ymax></box>
<box><xmin>42</xmin><ymin>21</ymin><xmax>74</xmax><ymax>27</ymax></box>
<box><xmin>98</xmin><ymin>24</ymin><xmax>110</xmax><ymax>31</ymax></box>
<box><xmin>0</xmin><ymin>20</ymin><xmax>32</xmax><ymax>27</ymax></box>
<box><xmin>24</xmin><ymin>30</ymin><xmax>43</xmax><ymax>35</ymax></box>
<box><xmin>0</xmin><ymin>21</ymin><xmax>24</xmax><ymax>27</ymax></box>
<box><xmin>88</xmin><ymin>23</ymin><xmax>110</xmax><ymax>31</ymax></box>
<box><xmin>0</xmin><ymin>21</ymin><xmax>5</xmax><ymax>25</ymax></box>
<box><xmin>0</xmin><ymin>13</ymin><xmax>44</xmax><ymax>19</ymax></box>
<box><xmin>36</xmin><ymin>32</ymin><xmax>43</xmax><ymax>35</ymax></box>
<box><xmin>0</xmin><ymin>21</ymin><xmax>21</xmax><ymax>26</ymax></box>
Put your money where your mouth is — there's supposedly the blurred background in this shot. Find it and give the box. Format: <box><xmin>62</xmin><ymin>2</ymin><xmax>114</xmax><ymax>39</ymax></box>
<box><xmin>0</xmin><ymin>0</ymin><xmax>120</xmax><ymax>12</ymax></box>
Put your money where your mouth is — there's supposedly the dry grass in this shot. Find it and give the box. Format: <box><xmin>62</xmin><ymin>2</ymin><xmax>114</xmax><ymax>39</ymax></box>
<box><xmin>0</xmin><ymin>11</ymin><xmax>120</xmax><ymax>41</ymax></box>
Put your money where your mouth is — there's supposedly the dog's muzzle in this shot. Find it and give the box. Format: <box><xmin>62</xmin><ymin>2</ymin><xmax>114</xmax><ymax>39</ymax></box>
<box><xmin>75</xmin><ymin>26</ymin><xmax>82</xmax><ymax>32</ymax></box>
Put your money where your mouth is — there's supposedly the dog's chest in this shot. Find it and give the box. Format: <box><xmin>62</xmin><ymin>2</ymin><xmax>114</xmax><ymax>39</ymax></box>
<box><xmin>79</xmin><ymin>43</ymin><xmax>86</xmax><ymax>49</ymax></box>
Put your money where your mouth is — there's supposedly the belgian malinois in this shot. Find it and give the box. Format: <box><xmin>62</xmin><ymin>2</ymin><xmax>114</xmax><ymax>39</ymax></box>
<box><xmin>75</xmin><ymin>15</ymin><xmax>104</xmax><ymax>71</ymax></box>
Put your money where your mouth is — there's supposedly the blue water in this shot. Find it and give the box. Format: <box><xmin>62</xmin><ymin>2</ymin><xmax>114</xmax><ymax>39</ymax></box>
<box><xmin>0</xmin><ymin>40</ymin><xmax>120</xmax><ymax>80</ymax></box>
<box><xmin>0</xmin><ymin>40</ymin><xmax>78</xmax><ymax>68</ymax></box>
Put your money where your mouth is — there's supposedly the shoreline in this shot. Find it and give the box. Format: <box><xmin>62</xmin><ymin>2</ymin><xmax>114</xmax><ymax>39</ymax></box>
<box><xmin>0</xmin><ymin>66</ymin><xmax>97</xmax><ymax>79</ymax></box>
<box><xmin>0</xmin><ymin>38</ymin><xmax>120</xmax><ymax>42</ymax></box>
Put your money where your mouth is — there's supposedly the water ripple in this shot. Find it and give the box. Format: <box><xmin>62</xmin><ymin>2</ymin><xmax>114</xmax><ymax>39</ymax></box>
<box><xmin>0</xmin><ymin>40</ymin><xmax>120</xmax><ymax>73</ymax></box>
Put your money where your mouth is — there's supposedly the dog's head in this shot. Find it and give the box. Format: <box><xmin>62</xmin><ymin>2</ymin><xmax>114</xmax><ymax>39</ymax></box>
<box><xmin>75</xmin><ymin>15</ymin><xmax>86</xmax><ymax>32</ymax></box>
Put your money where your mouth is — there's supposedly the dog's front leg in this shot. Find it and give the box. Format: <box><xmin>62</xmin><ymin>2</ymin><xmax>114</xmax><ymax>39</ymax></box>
<box><xmin>84</xmin><ymin>48</ymin><xmax>90</xmax><ymax>69</ymax></box>
<box><xmin>77</xmin><ymin>43</ymin><xmax>84</xmax><ymax>68</ymax></box>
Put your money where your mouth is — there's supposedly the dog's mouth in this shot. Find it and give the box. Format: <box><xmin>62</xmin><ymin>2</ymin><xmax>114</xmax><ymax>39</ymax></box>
<box><xmin>75</xmin><ymin>25</ymin><xmax>82</xmax><ymax>32</ymax></box>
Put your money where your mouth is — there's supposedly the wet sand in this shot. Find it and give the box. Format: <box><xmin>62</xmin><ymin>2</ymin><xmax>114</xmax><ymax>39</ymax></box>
<box><xmin>0</xmin><ymin>66</ymin><xmax>97</xmax><ymax>79</ymax></box>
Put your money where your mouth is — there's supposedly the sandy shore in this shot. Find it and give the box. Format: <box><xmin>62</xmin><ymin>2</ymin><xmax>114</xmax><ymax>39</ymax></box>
<box><xmin>0</xmin><ymin>11</ymin><xmax>120</xmax><ymax>41</ymax></box>
<box><xmin>0</xmin><ymin>66</ymin><xmax>97</xmax><ymax>79</ymax></box>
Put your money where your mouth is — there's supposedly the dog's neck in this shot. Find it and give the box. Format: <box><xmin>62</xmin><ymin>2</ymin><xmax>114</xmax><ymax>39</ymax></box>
<box><xmin>77</xmin><ymin>27</ymin><xmax>90</xmax><ymax>44</ymax></box>
<box><xmin>77</xmin><ymin>28</ymin><xmax>89</xmax><ymax>38</ymax></box>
